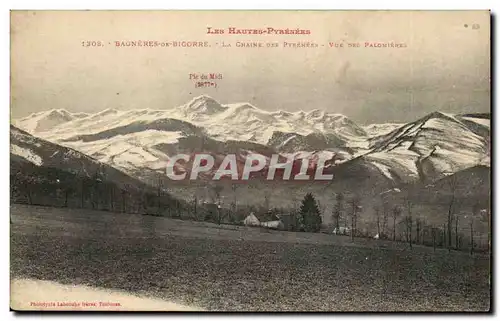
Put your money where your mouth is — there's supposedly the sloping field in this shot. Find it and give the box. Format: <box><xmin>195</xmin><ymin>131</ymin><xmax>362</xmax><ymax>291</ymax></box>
<box><xmin>10</xmin><ymin>204</ymin><xmax>490</xmax><ymax>311</ymax></box>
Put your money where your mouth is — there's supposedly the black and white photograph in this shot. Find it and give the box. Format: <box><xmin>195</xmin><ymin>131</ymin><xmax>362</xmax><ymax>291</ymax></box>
<box><xmin>9</xmin><ymin>10</ymin><xmax>492</xmax><ymax>312</ymax></box>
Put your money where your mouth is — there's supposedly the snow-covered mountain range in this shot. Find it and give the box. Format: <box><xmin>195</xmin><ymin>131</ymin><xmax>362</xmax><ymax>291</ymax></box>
<box><xmin>18</xmin><ymin>95</ymin><xmax>372</xmax><ymax>144</ymax></box>
<box><xmin>13</xmin><ymin>95</ymin><xmax>490</xmax><ymax>186</ymax></box>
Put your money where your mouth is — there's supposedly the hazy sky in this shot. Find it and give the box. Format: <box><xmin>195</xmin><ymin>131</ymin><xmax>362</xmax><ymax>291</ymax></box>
<box><xmin>11</xmin><ymin>11</ymin><xmax>490</xmax><ymax>124</ymax></box>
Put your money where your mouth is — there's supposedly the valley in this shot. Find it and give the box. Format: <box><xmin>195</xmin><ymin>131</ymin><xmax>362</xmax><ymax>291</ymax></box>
<box><xmin>11</xmin><ymin>95</ymin><xmax>491</xmax><ymax>248</ymax></box>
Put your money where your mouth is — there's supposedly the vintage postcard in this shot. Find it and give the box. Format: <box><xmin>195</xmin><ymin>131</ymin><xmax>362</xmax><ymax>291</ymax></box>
<box><xmin>10</xmin><ymin>10</ymin><xmax>491</xmax><ymax>312</ymax></box>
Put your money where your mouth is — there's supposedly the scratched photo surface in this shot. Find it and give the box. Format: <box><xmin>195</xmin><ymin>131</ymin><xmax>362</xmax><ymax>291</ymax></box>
<box><xmin>10</xmin><ymin>11</ymin><xmax>491</xmax><ymax>312</ymax></box>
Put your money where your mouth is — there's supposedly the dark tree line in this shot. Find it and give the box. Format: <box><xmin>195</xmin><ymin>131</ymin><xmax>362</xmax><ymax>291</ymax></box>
<box><xmin>10</xmin><ymin>164</ymin><xmax>184</xmax><ymax>217</ymax></box>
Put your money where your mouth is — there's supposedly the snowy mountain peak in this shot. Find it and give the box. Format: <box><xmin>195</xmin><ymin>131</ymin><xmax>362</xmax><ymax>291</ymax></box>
<box><xmin>224</xmin><ymin>103</ymin><xmax>260</xmax><ymax>115</ymax></box>
<box><xmin>183</xmin><ymin>95</ymin><xmax>226</xmax><ymax>115</ymax></box>
<box><xmin>271</xmin><ymin>110</ymin><xmax>293</xmax><ymax>117</ymax></box>
<box><xmin>95</xmin><ymin>108</ymin><xmax>120</xmax><ymax>116</ymax></box>
<box><xmin>423</xmin><ymin>111</ymin><xmax>460</xmax><ymax>123</ymax></box>
<box><xmin>230</xmin><ymin>103</ymin><xmax>258</xmax><ymax>110</ymax></box>
<box><xmin>47</xmin><ymin>109</ymin><xmax>72</xmax><ymax>118</ymax></box>
<box><xmin>15</xmin><ymin>109</ymin><xmax>75</xmax><ymax>133</ymax></box>
<box><xmin>218</xmin><ymin>103</ymin><xmax>276</xmax><ymax>126</ymax></box>
<box><xmin>26</xmin><ymin>108</ymin><xmax>72</xmax><ymax>121</ymax></box>
<box><xmin>306</xmin><ymin>109</ymin><xmax>325</xmax><ymax>119</ymax></box>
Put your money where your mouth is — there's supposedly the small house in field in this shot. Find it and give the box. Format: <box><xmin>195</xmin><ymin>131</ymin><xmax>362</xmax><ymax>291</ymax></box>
<box><xmin>244</xmin><ymin>211</ymin><xmax>285</xmax><ymax>230</ymax></box>
<box><xmin>260</xmin><ymin>220</ymin><xmax>285</xmax><ymax>230</ymax></box>
<box><xmin>332</xmin><ymin>227</ymin><xmax>350</xmax><ymax>235</ymax></box>
<box><xmin>243</xmin><ymin>212</ymin><xmax>260</xmax><ymax>226</ymax></box>
<box><xmin>257</xmin><ymin>211</ymin><xmax>284</xmax><ymax>230</ymax></box>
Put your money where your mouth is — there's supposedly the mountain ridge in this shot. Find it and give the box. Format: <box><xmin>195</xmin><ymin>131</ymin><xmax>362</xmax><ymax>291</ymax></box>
<box><xmin>12</xmin><ymin>96</ymin><xmax>490</xmax><ymax>190</ymax></box>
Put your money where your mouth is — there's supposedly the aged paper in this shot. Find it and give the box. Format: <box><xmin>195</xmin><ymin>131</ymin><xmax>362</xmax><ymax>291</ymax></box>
<box><xmin>10</xmin><ymin>10</ymin><xmax>491</xmax><ymax>312</ymax></box>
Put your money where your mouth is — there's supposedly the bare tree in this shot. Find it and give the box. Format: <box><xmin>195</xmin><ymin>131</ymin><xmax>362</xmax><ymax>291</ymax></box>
<box><xmin>91</xmin><ymin>170</ymin><xmax>103</xmax><ymax>210</ymax></box>
<box><xmin>446</xmin><ymin>174</ymin><xmax>460</xmax><ymax>250</ymax></box>
<box><xmin>121</xmin><ymin>185</ymin><xmax>129</xmax><ymax>213</ymax></box>
<box><xmin>442</xmin><ymin>223</ymin><xmax>446</xmax><ymax>248</ymax></box>
<box><xmin>317</xmin><ymin>199</ymin><xmax>327</xmax><ymax>223</ymax></box>
<box><xmin>100</xmin><ymin>168</ymin><xmax>110</xmax><ymax>211</ymax></box>
<box><xmin>469</xmin><ymin>203</ymin><xmax>481</xmax><ymax>255</ymax></box>
<box><xmin>405</xmin><ymin>197</ymin><xmax>413</xmax><ymax>248</ymax></box>
<box><xmin>173</xmin><ymin>197</ymin><xmax>181</xmax><ymax>219</ymax></box>
<box><xmin>24</xmin><ymin>177</ymin><xmax>33</xmax><ymax>205</ymax></box>
<box><xmin>470</xmin><ymin>217</ymin><xmax>474</xmax><ymax>255</ymax></box>
<box><xmin>392</xmin><ymin>205</ymin><xmax>402</xmax><ymax>241</ymax></box>
<box><xmin>231</xmin><ymin>183</ymin><xmax>238</xmax><ymax>219</ymax></box>
<box><xmin>138</xmin><ymin>192</ymin><xmax>147</xmax><ymax>214</ymax></box>
<box><xmin>263</xmin><ymin>194</ymin><xmax>271</xmax><ymax>213</ymax></box>
<box><xmin>207</xmin><ymin>183</ymin><xmax>224</xmax><ymax>204</ymax></box>
<box><xmin>415</xmin><ymin>218</ymin><xmax>421</xmax><ymax>244</ymax></box>
<box><xmin>381</xmin><ymin>199</ymin><xmax>389</xmax><ymax>239</ymax></box>
<box><xmin>211</xmin><ymin>184</ymin><xmax>224</xmax><ymax>224</ymax></box>
<box><xmin>193</xmin><ymin>194</ymin><xmax>199</xmax><ymax>220</ymax></box>
<box><xmin>349</xmin><ymin>196</ymin><xmax>361</xmax><ymax>240</ymax></box>
<box><xmin>484</xmin><ymin>209</ymin><xmax>491</xmax><ymax>253</ymax></box>
<box><xmin>431</xmin><ymin>226</ymin><xmax>438</xmax><ymax>252</ymax></box>
<box><xmin>402</xmin><ymin>213</ymin><xmax>414</xmax><ymax>249</ymax></box>
<box><xmin>374</xmin><ymin>205</ymin><xmax>381</xmax><ymax>237</ymax></box>
<box><xmin>157</xmin><ymin>174</ymin><xmax>163</xmax><ymax>215</ymax></box>
<box><xmin>109</xmin><ymin>184</ymin><xmax>115</xmax><ymax>212</ymax></box>
<box><xmin>80</xmin><ymin>177</ymin><xmax>86</xmax><ymax>208</ymax></box>
<box><xmin>332</xmin><ymin>192</ymin><xmax>344</xmax><ymax>231</ymax></box>
<box><xmin>64</xmin><ymin>184</ymin><xmax>73</xmax><ymax>208</ymax></box>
